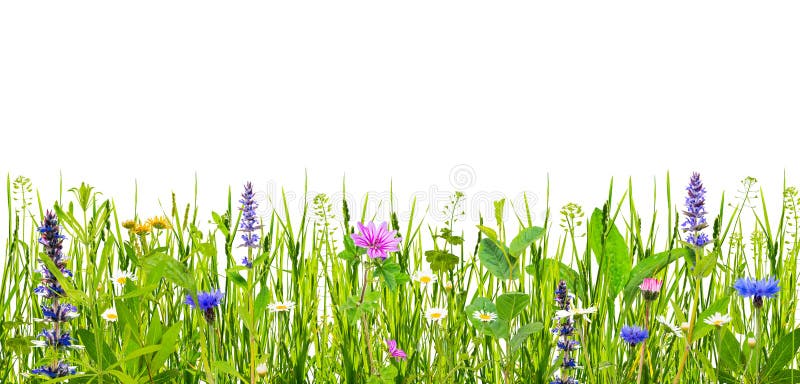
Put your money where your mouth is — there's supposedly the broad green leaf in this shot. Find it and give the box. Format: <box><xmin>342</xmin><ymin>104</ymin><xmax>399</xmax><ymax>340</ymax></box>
<box><xmin>623</xmin><ymin>248</ymin><xmax>692</xmax><ymax>300</ymax></box>
<box><xmin>478</xmin><ymin>238</ymin><xmax>518</xmax><ymax>280</ymax></box>
<box><xmin>510</xmin><ymin>321</ymin><xmax>544</xmax><ymax>352</ymax></box>
<box><xmin>476</xmin><ymin>225</ymin><xmax>498</xmax><ymax>241</ymax></box>
<box><xmin>693</xmin><ymin>250</ymin><xmax>717</xmax><ymax>278</ymax></box>
<box><xmin>141</xmin><ymin>252</ymin><xmax>195</xmax><ymax>291</ymax></box>
<box><xmin>509</xmin><ymin>226</ymin><xmax>545</xmax><ymax>256</ymax></box>
<box><xmin>151</xmin><ymin>324</ymin><xmax>181</xmax><ymax>371</ymax></box>
<box><xmin>762</xmin><ymin>370</ymin><xmax>800</xmax><ymax>384</ymax></box>
<box><xmin>763</xmin><ymin>328</ymin><xmax>800</xmax><ymax>379</ymax></box>
<box><xmin>376</xmin><ymin>260</ymin><xmax>408</xmax><ymax>291</ymax></box>
<box><xmin>488</xmin><ymin>319</ymin><xmax>510</xmax><ymax>339</ymax></box>
<box><xmin>718</xmin><ymin>327</ymin><xmax>743</xmax><ymax>373</ymax></box>
<box><xmin>496</xmin><ymin>292</ymin><xmax>529</xmax><ymax>321</ymax></box>
<box><xmin>424</xmin><ymin>250</ymin><xmax>459</xmax><ymax>273</ymax></box>
<box><xmin>588</xmin><ymin>208</ymin><xmax>631</xmax><ymax>297</ymax></box>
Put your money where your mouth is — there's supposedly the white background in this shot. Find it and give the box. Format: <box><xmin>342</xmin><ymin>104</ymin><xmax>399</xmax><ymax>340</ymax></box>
<box><xmin>1</xmin><ymin>1</ymin><xmax>799</xmax><ymax>237</ymax></box>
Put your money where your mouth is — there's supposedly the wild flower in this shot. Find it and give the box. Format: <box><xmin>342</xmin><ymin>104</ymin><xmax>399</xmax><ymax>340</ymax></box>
<box><xmin>703</xmin><ymin>312</ymin><xmax>731</xmax><ymax>327</ymax></box>
<box><xmin>121</xmin><ymin>219</ymin><xmax>136</xmax><ymax>230</ymax></box>
<box><xmin>385</xmin><ymin>339</ymin><xmax>407</xmax><ymax>360</ymax></box>
<box><xmin>472</xmin><ymin>310</ymin><xmax>498</xmax><ymax>323</ymax></box>
<box><xmin>185</xmin><ymin>290</ymin><xmax>224</xmax><ymax>324</ymax></box>
<box><xmin>551</xmin><ymin>280</ymin><xmax>580</xmax><ymax>384</ymax></box>
<box><xmin>256</xmin><ymin>363</ymin><xmax>268</xmax><ymax>377</ymax></box>
<box><xmin>239</xmin><ymin>182</ymin><xmax>261</xmax><ymax>266</ymax></box>
<box><xmin>425</xmin><ymin>307</ymin><xmax>447</xmax><ymax>322</ymax></box>
<box><xmin>554</xmin><ymin>306</ymin><xmax>597</xmax><ymax>321</ymax></box>
<box><xmin>132</xmin><ymin>223</ymin><xmax>152</xmax><ymax>236</ymax></box>
<box><xmin>111</xmin><ymin>271</ymin><xmax>136</xmax><ymax>287</ymax></box>
<box><xmin>682</xmin><ymin>172</ymin><xmax>710</xmax><ymax>247</ymax></box>
<box><xmin>620</xmin><ymin>325</ymin><xmax>648</xmax><ymax>347</ymax></box>
<box><xmin>655</xmin><ymin>316</ymin><xmax>684</xmax><ymax>338</ymax></box>
<box><xmin>412</xmin><ymin>270</ymin><xmax>437</xmax><ymax>286</ymax></box>
<box><xmin>733</xmin><ymin>277</ymin><xmax>780</xmax><ymax>308</ymax></box>
<box><xmin>146</xmin><ymin>216</ymin><xmax>172</xmax><ymax>230</ymax></box>
<box><xmin>268</xmin><ymin>301</ymin><xmax>295</xmax><ymax>313</ymax></box>
<box><xmin>101</xmin><ymin>308</ymin><xmax>118</xmax><ymax>322</ymax></box>
<box><xmin>639</xmin><ymin>278</ymin><xmax>662</xmax><ymax>301</ymax></box>
<box><xmin>31</xmin><ymin>211</ymin><xmax>79</xmax><ymax>378</ymax></box>
<box><xmin>351</xmin><ymin>221</ymin><xmax>401</xmax><ymax>260</ymax></box>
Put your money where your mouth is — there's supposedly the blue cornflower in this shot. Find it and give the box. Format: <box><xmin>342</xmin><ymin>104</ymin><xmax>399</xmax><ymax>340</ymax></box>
<box><xmin>682</xmin><ymin>172</ymin><xmax>710</xmax><ymax>247</ymax></box>
<box><xmin>31</xmin><ymin>362</ymin><xmax>76</xmax><ymax>378</ymax></box>
<box><xmin>620</xmin><ymin>325</ymin><xmax>649</xmax><ymax>347</ymax></box>
<box><xmin>185</xmin><ymin>289</ymin><xmax>224</xmax><ymax>324</ymax></box>
<box><xmin>734</xmin><ymin>277</ymin><xmax>780</xmax><ymax>308</ymax></box>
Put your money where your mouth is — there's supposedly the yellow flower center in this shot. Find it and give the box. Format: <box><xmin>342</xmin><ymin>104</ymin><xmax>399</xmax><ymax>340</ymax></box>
<box><xmin>105</xmin><ymin>313</ymin><xmax>118</xmax><ymax>320</ymax></box>
<box><xmin>713</xmin><ymin>319</ymin><xmax>723</xmax><ymax>326</ymax></box>
<box><xmin>420</xmin><ymin>276</ymin><xmax>432</xmax><ymax>284</ymax></box>
<box><xmin>479</xmin><ymin>314</ymin><xmax>492</xmax><ymax>321</ymax></box>
<box><xmin>116</xmin><ymin>277</ymin><xmax>127</xmax><ymax>284</ymax></box>
<box><xmin>431</xmin><ymin>313</ymin><xmax>442</xmax><ymax>319</ymax></box>
<box><xmin>276</xmin><ymin>305</ymin><xmax>288</xmax><ymax>311</ymax></box>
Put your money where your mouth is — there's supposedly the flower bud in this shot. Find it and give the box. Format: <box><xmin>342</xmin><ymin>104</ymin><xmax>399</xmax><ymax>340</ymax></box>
<box><xmin>256</xmin><ymin>363</ymin><xmax>267</xmax><ymax>377</ymax></box>
<box><xmin>680</xmin><ymin>322</ymin><xmax>690</xmax><ymax>332</ymax></box>
<box><xmin>747</xmin><ymin>337</ymin><xmax>757</xmax><ymax>348</ymax></box>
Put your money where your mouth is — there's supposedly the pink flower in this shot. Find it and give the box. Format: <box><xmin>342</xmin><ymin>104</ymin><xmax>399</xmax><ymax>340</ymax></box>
<box><xmin>351</xmin><ymin>222</ymin><xmax>401</xmax><ymax>260</ymax></box>
<box><xmin>386</xmin><ymin>339</ymin><xmax>407</xmax><ymax>360</ymax></box>
<box><xmin>639</xmin><ymin>278</ymin><xmax>663</xmax><ymax>301</ymax></box>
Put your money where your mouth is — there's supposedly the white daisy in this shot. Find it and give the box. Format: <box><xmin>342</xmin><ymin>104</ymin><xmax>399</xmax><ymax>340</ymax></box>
<box><xmin>472</xmin><ymin>310</ymin><xmax>497</xmax><ymax>323</ymax></box>
<box><xmin>703</xmin><ymin>312</ymin><xmax>731</xmax><ymax>327</ymax></box>
<box><xmin>111</xmin><ymin>271</ymin><xmax>136</xmax><ymax>287</ymax></box>
<box><xmin>268</xmin><ymin>301</ymin><xmax>296</xmax><ymax>313</ymax></box>
<box><xmin>412</xmin><ymin>271</ymin><xmax>438</xmax><ymax>286</ymax></box>
<box><xmin>425</xmin><ymin>307</ymin><xmax>448</xmax><ymax>322</ymax></box>
<box><xmin>101</xmin><ymin>307</ymin><xmax>119</xmax><ymax>322</ymax></box>
<box><xmin>655</xmin><ymin>315</ymin><xmax>684</xmax><ymax>338</ymax></box>
<box><xmin>554</xmin><ymin>306</ymin><xmax>597</xmax><ymax>320</ymax></box>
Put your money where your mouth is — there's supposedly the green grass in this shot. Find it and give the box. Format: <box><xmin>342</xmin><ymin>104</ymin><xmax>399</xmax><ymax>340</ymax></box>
<box><xmin>1</xmin><ymin>173</ymin><xmax>798</xmax><ymax>383</ymax></box>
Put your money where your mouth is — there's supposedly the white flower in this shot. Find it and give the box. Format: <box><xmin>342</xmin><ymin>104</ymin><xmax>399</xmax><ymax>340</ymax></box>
<box><xmin>472</xmin><ymin>310</ymin><xmax>497</xmax><ymax>323</ymax></box>
<box><xmin>268</xmin><ymin>301</ymin><xmax>296</xmax><ymax>313</ymax></box>
<box><xmin>111</xmin><ymin>271</ymin><xmax>136</xmax><ymax>287</ymax></box>
<box><xmin>703</xmin><ymin>312</ymin><xmax>731</xmax><ymax>327</ymax></box>
<box><xmin>655</xmin><ymin>315</ymin><xmax>684</xmax><ymax>338</ymax></box>
<box><xmin>101</xmin><ymin>307</ymin><xmax>119</xmax><ymax>322</ymax></box>
<box><xmin>256</xmin><ymin>363</ymin><xmax>268</xmax><ymax>377</ymax></box>
<box><xmin>425</xmin><ymin>307</ymin><xmax>448</xmax><ymax>322</ymax></box>
<box><xmin>412</xmin><ymin>271</ymin><xmax>437</xmax><ymax>286</ymax></box>
<box><xmin>554</xmin><ymin>306</ymin><xmax>597</xmax><ymax>321</ymax></box>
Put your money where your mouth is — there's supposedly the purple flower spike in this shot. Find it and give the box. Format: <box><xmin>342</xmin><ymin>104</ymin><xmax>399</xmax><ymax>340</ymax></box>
<box><xmin>351</xmin><ymin>222</ymin><xmax>401</xmax><ymax>260</ymax></box>
<box><xmin>682</xmin><ymin>172</ymin><xmax>710</xmax><ymax>247</ymax></box>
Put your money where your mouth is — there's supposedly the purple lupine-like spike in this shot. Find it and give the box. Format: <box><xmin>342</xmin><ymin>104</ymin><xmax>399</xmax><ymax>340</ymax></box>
<box><xmin>682</xmin><ymin>172</ymin><xmax>710</xmax><ymax>247</ymax></box>
<box><xmin>550</xmin><ymin>280</ymin><xmax>579</xmax><ymax>383</ymax></box>
<box><xmin>32</xmin><ymin>211</ymin><xmax>78</xmax><ymax>378</ymax></box>
<box><xmin>238</xmin><ymin>182</ymin><xmax>261</xmax><ymax>266</ymax></box>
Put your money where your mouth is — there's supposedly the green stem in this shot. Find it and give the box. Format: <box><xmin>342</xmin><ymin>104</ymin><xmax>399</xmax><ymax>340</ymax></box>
<box><xmin>672</xmin><ymin>273</ymin><xmax>702</xmax><ymax>384</ymax></box>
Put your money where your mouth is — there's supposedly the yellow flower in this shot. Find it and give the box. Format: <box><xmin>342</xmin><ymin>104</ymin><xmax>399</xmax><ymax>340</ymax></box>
<box><xmin>121</xmin><ymin>220</ymin><xmax>136</xmax><ymax>230</ymax></box>
<box><xmin>133</xmin><ymin>223</ymin><xmax>151</xmax><ymax>236</ymax></box>
<box><xmin>147</xmin><ymin>216</ymin><xmax>172</xmax><ymax>230</ymax></box>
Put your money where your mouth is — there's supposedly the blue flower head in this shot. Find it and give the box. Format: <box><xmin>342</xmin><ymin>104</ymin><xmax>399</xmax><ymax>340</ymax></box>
<box><xmin>620</xmin><ymin>325</ymin><xmax>648</xmax><ymax>347</ymax></box>
<box><xmin>185</xmin><ymin>289</ymin><xmax>224</xmax><ymax>310</ymax></box>
<box><xmin>41</xmin><ymin>303</ymin><xmax>79</xmax><ymax>323</ymax></box>
<box><xmin>238</xmin><ymin>182</ymin><xmax>261</xmax><ymax>267</ymax></box>
<box><xmin>734</xmin><ymin>277</ymin><xmax>780</xmax><ymax>308</ymax></box>
<box><xmin>186</xmin><ymin>289</ymin><xmax>224</xmax><ymax>324</ymax></box>
<box><xmin>31</xmin><ymin>362</ymin><xmax>76</xmax><ymax>378</ymax></box>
